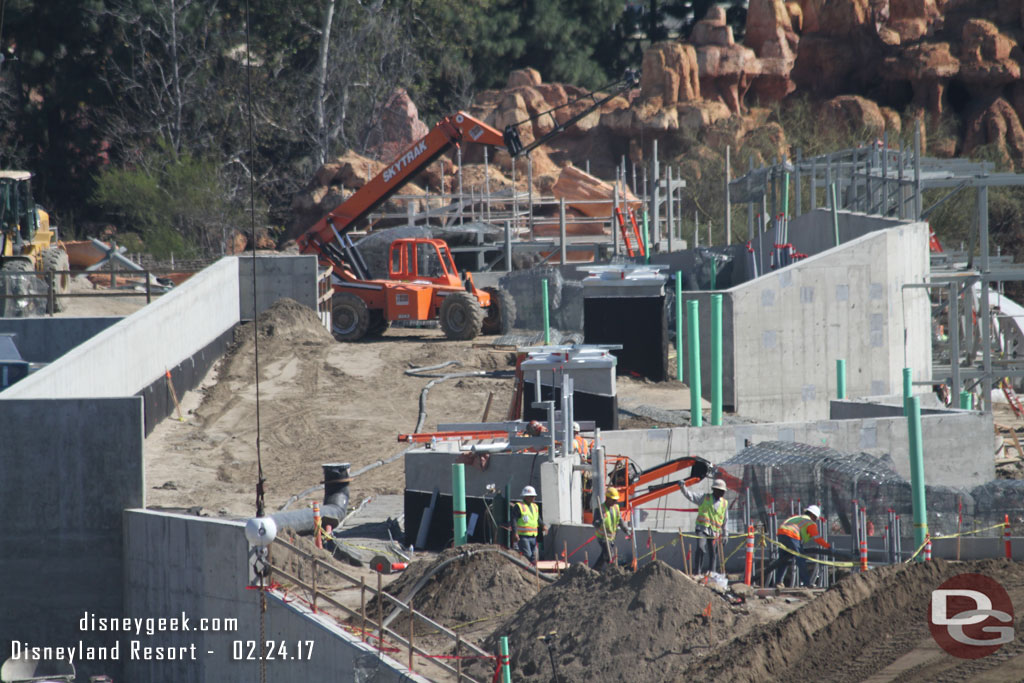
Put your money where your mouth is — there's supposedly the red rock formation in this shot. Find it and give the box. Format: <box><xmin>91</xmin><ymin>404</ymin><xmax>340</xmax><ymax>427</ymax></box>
<box><xmin>963</xmin><ymin>98</ymin><xmax>1024</xmax><ymax>169</ymax></box>
<box><xmin>820</xmin><ymin>95</ymin><xmax>889</xmax><ymax>138</ymax></box>
<box><xmin>639</xmin><ymin>42</ymin><xmax>701</xmax><ymax>107</ymax></box>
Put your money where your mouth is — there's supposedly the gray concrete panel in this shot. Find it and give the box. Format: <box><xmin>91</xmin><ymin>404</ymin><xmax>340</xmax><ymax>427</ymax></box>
<box><xmin>730</xmin><ymin>222</ymin><xmax>931</xmax><ymax>422</ymax></box>
<box><xmin>0</xmin><ymin>317</ymin><xmax>120</xmax><ymax>363</ymax></box>
<box><xmin>0</xmin><ymin>398</ymin><xmax>144</xmax><ymax>682</ymax></box>
<box><xmin>123</xmin><ymin>510</ymin><xmax>426</xmax><ymax>682</ymax></box>
<box><xmin>1</xmin><ymin>258</ymin><xmax>240</xmax><ymax>400</ymax></box>
<box><xmin>238</xmin><ymin>255</ymin><xmax>320</xmax><ymax>321</ymax></box>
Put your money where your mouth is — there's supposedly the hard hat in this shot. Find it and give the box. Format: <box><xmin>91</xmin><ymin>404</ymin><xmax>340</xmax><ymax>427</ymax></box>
<box><xmin>573</xmin><ymin>422</ymin><xmax>581</xmax><ymax>432</ymax></box>
<box><xmin>804</xmin><ymin>504</ymin><xmax>822</xmax><ymax>519</ymax></box>
<box><xmin>521</xmin><ymin>485</ymin><xmax>537</xmax><ymax>497</ymax></box>
<box><xmin>605</xmin><ymin>487</ymin><xmax>619</xmax><ymax>501</ymax></box>
<box><xmin>712</xmin><ymin>478</ymin><xmax>727</xmax><ymax>492</ymax></box>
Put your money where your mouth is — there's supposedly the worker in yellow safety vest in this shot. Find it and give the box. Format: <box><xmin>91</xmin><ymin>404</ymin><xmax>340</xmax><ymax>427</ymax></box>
<box><xmin>592</xmin><ymin>487</ymin><xmax>631</xmax><ymax>569</ymax></box>
<box><xmin>775</xmin><ymin>504</ymin><xmax>831</xmax><ymax>587</ymax></box>
<box><xmin>572</xmin><ymin>422</ymin><xmax>591</xmax><ymax>459</ymax></box>
<box><xmin>682</xmin><ymin>478</ymin><xmax>729</xmax><ymax>574</ymax></box>
<box><xmin>511</xmin><ymin>486</ymin><xmax>546</xmax><ymax>565</ymax></box>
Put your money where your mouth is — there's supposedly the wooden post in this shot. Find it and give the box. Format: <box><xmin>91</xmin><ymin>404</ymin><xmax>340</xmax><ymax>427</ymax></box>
<box><xmin>360</xmin><ymin>577</ymin><xmax>367</xmax><ymax>640</ymax></box>
<box><xmin>377</xmin><ymin>572</ymin><xmax>384</xmax><ymax>654</ymax></box>
<box><xmin>311</xmin><ymin>556</ymin><xmax>317</xmax><ymax>612</ymax></box>
<box><xmin>409</xmin><ymin>597</ymin><xmax>415</xmax><ymax>672</ymax></box>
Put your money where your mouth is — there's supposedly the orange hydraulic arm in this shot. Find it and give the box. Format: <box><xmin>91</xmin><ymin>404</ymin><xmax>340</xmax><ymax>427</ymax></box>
<box><xmin>611</xmin><ymin>456</ymin><xmax>712</xmax><ymax>510</ymax></box>
<box><xmin>297</xmin><ymin>112</ymin><xmax>511</xmax><ymax>262</ymax></box>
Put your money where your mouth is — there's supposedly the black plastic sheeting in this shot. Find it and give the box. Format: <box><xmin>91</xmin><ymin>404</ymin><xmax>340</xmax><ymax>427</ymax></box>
<box><xmin>584</xmin><ymin>296</ymin><xmax>668</xmax><ymax>381</ymax></box>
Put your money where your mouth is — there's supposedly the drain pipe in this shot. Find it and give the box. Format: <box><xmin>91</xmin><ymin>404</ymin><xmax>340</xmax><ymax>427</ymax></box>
<box><xmin>271</xmin><ymin>463</ymin><xmax>351</xmax><ymax>532</ymax></box>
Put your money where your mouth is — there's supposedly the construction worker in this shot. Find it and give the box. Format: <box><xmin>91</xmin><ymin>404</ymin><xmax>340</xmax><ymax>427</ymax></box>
<box><xmin>511</xmin><ymin>486</ymin><xmax>545</xmax><ymax>565</ymax></box>
<box><xmin>572</xmin><ymin>422</ymin><xmax>591</xmax><ymax>459</ymax></box>
<box><xmin>775</xmin><ymin>504</ymin><xmax>831</xmax><ymax>587</ymax></box>
<box><xmin>682</xmin><ymin>478</ymin><xmax>729</xmax><ymax>575</ymax></box>
<box><xmin>592</xmin><ymin>487</ymin><xmax>631</xmax><ymax>569</ymax></box>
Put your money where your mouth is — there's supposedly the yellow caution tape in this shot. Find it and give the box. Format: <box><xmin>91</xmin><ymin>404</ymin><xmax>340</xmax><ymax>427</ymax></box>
<box><xmin>761</xmin><ymin>534</ymin><xmax>858</xmax><ymax>568</ymax></box>
<box><xmin>930</xmin><ymin>522</ymin><xmax>1009</xmax><ymax>540</ymax></box>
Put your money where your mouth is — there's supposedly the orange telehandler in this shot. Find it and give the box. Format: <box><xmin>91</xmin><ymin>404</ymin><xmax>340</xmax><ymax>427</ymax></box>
<box><xmin>297</xmin><ymin>70</ymin><xmax>639</xmax><ymax>342</ymax></box>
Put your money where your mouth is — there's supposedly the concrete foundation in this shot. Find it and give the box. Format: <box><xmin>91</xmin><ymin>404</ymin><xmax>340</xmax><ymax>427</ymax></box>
<box><xmin>123</xmin><ymin>510</ymin><xmax>422</xmax><ymax>682</ymax></box>
<box><xmin>0</xmin><ymin>258</ymin><xmax>240</xmax><ymax>399</ymax></box>
<box><xmin>0</xmin><ymin>317</ymin><xmax>120</xmax><ymax>364</ymax></box>
<box><xmin>0</xmin><ymin>398</ymin><xmax>144</xmax><ymax>682</ymax></box>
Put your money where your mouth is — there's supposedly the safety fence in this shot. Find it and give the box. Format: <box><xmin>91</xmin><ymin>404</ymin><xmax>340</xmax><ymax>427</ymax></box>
<box><xmin>0</xmin><ymin>267</ymin><xmax>187</xmax><ymax>316</ymax></box>
<box><xmin>268</xmin><ymin>535</ymin><xmax>503</xmax><ymax>682</ymax></box>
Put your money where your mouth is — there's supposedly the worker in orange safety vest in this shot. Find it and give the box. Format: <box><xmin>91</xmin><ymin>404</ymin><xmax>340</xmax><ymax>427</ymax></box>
<box><xmin>572</xmin><ymin>422</ymin><xmax>590</xmax><ymax>459</ymax></box>
<box><xmin>775</xmin><ymin>504</ymin><xmax>831</xmax><ymax>587</ymax></box>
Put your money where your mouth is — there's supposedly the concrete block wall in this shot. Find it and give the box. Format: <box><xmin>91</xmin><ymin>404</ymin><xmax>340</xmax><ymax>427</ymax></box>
<box><xmin>730</xmin><ymin>221</ymin><xmax>931</xmax><ymax>422</ymax></box>
<box><xmin>123</xmin><ymin>510</ymin><xmax>421</xmax><ymax>682</ymax></box>
<box><xmin>0</xmin><ymin>257</ymin><xmax>240</xmax><ymax>399</ymax></box>
<box><xmin>0</xmin><ymin>317</ymin><xmax>120</xmax><ymax>364</ymax></box>
<box><xmin>0</xmin><ymin>398</ymin><xmax>144</xmax><ymax>682</ymax></box>
<box><xmin>238</xmin><ymin>254</ymin><xmax>320</xmax><ymax>321</ymax></box>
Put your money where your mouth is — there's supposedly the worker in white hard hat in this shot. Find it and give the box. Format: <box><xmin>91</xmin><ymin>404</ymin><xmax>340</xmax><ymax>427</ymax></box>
<box><xmin>682</xmin><ymin>477</ymin><xmax>729</xmax><ymax>575</ymax></box>
<box><xmin>592</xmin><ymin>487</ymin><xmax>632</xmax><ymax>569</ymax></box>
<box><xmin>511</xmin><ymin>485</ymin><xmax>545</xmax><ymax>565</ymax></box>
<box><xmin>775</xmin><ymin>504</ymin><xmax>831</xmax><ymax>587</ymax></box>
<box><xmin>572</xmin><ymin>421</ymin><xmax>591</xmax><ymax>459</ymax></box>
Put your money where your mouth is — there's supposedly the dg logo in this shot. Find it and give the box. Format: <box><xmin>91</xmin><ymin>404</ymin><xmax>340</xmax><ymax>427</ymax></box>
<box><xmin>929</xmin><ymin>573</ymin><xmax>1015</xmax><ymax>659</ymax></box>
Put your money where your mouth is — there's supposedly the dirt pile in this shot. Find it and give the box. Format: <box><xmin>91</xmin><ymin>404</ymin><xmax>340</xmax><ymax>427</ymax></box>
<box><xmin>686</xmin><ymin>558</ymin><xmax>1024</xmax><ymax>682</ymax></box>
<box><xmin>366</xmin><ymin>546</ymin><xmax>541</xmax><ymax>631</ymax></box>
<box><xmin>476</xmin><ymin>560</ymin><xmax>754</xmax><ymax>682</ymax></box>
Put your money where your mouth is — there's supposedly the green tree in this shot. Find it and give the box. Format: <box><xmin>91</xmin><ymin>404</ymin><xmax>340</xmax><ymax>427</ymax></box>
<box><xmin>92</xmin><ymin>144</ymin><xmax>248</xmax><ymax>257</ymax></box>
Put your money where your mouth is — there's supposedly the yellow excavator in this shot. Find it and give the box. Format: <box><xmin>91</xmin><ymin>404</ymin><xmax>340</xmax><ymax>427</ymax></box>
<box><xmin>0</xmin><ymin>171</ymin><xmax>70</xmax><ymax>316</ymax></box>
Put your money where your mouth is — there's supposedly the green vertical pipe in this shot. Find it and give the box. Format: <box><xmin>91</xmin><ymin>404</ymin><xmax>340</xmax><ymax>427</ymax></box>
<box><xmin>959</xmin><ymin>391</ymin><xmax>971</xmax><ymax>410</ymax></box>
<box><xmin>711</xmin><ymin>294</ymin><xmax>722</xmax><ymax>426</ymax></box>
<box><xmin>642</xmin><ymin>210</ymin><xmax>651</xmax><ymax>264</ymax></box>
<box><xmin>906</xmin><ymin>396</ymin><xmax>928</xmax><ymax>558</ymax></box>
<box><xmin>831</xmin><ymin>183</ymin><xmax>840</xmax><ymax>246</ymax></box>
<box><xmin>675</xmin><ymin>272</ymin><xmax>683</xmax><ymax>382</ymax></box>
<box><xmin>452</xmin><ymin>463</ymin><xmax>467</xmax><ymax>547</ymax></box>
<box><xmin>783</xmin><ymin>171</ymin><xmax>790</xmax><ymax>218</ymax></box>
<box><xmin>687</xmin><ymin>300</ymin><xmax>702</xmax><ymax>427</ymax></box>
<box><xmin>837</xmin><ymin>359</ymin><xmax>847</xmax><ymax>399</ymax></box>
<box><xmin>500</xmin><ymin>636</ymin><xmax>511</xmax><ymax>683</ymax></box>
<box><xmin>710</xmin><ymin>256</ymin><xmax>717</xmax><ymax>290</ymax></box>
<box><xmin>541</xmin><ymin>278</ymin><xmax>550</xmax><ymax>345</ymax></box>
<box><xmin>902</xmin><ymin>367</ymin><xmax>912</xmax><ymax>415</ymax></box>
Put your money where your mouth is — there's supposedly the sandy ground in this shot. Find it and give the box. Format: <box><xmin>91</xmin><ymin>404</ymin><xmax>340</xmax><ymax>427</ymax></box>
<box><xmin>52</xmin><ymin>275</ymin><xmax>151</xmax><ymax>317</ymax></box>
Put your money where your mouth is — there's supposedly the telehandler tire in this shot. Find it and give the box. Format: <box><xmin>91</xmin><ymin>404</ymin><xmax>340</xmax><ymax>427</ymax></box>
<box><xmin>332</xmin><ymin>292</ymin><xmax>370</xmax><ymax>341</ymax></box>
<box><xmin>440</xmin><ymin>291</ymin><xmax>484</xmax><ymax>340</ymax></box>
<box><xmin>482</xmin><ymin>286</ymin><xmax>516</xmax><ymax>335</ymax></box>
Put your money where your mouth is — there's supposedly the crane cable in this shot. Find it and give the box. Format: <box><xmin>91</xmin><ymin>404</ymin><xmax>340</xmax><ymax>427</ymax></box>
<box><xmin>507</xmin><ymin>70</ymin><xmax>638</xmax><ymax>130</ymax></box>
<box><xmin>242</xmin><ymin>2</ymin><xmax>267</xmax><ymax>683</ymax></box>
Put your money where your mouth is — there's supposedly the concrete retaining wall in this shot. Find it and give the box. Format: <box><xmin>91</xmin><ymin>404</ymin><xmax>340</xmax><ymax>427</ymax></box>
<box><xmin>238</xmin><ymin>255</ymin><xmax>320</xmax><ymax>321</ymax></box>
<box><xmin>0</xmin><ymin>398</ymin><xmax>144</xmax><ymax>682</ymax></box>
<box><xmin>730</xmin><ymin>221</ymin><xmax>931</xmax><ymax>422</ymax></box>
<box><xmin>123</xmin><ymin>510</ymin><xmax>421</xmax><ymax>682</ymax></box>
<box><xmin>0</xmin><ymin>258</ymin><xmax>240</xmax><ymax>399</ymax></box>
<box><xmin>0</xmin><ymin>317</ymin><xmax>121</xmax><ymax>364</ymax></box>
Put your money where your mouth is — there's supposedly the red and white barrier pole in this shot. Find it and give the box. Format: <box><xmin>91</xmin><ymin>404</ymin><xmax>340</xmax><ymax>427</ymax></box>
<box><xmin>924</xmin><ymin>536</ymin><xmax>932</xmax><ymax>562</ymax></box>
<box><xmin>1005</xmin><ymin>514</ymin><xmax>1012</xmax><ymax>560</ymax></box>
<box><xmin>744</xmin><ymin>525</ymin><xmax>755</xmax><ymax>586</ymax></box>
<box><xmin>313</xmin><ymin>501</ymin><xmax>322</xmax><ymax>549</ymax></box>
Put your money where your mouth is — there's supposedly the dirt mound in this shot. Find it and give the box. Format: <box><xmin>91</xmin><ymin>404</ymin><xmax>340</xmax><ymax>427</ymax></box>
<box><xmin>367</xmin><ymin>545</ymin><xmax>541</xmax><ymax>631</ymax></box>
<box><xmin>476</xmin><ymin>560</ymin><xmax>753</xmax><ymax>682</ymax></box>
<box><xmin>229</xmin><ymin>297</ymin><xmax>333</xmax><ymax>359</ymax></box>
<box><xmin>687</xmin><ymin>558</ymin><xmax>1024</xmax><ymax>682</ymax></box>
